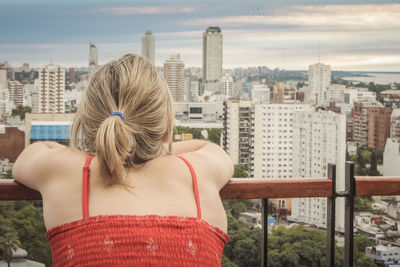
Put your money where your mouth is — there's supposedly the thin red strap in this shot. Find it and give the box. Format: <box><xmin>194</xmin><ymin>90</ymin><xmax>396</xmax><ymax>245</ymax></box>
<box><xmin>82</xmin><ymin>155</ymin><xmax>94</xmax><ymax>219</ymax></box>
<box><xmin>177</xmin><ymin>156</ymin><xmax>201</xmax><ymax>219</ymax></box>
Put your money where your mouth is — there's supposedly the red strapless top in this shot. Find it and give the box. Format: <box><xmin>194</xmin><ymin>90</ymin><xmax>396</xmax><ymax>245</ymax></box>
<box><xmin>46</xmin><ymin>155</ymin><xmax>229</xmax><ymax>266</ymax></box>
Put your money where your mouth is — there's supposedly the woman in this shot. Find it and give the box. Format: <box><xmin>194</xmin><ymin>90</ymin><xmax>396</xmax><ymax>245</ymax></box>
<box><xmin>13</xmin><ymin>54</ymin><xmax>233</xmax><ymax>266</ymax></box>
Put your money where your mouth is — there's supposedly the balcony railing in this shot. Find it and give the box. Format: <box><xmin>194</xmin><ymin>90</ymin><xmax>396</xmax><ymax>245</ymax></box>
<box><xmin>1</xmin><ymin>162</ymin><xmax>400</xmax><ymax>267</ymax></box>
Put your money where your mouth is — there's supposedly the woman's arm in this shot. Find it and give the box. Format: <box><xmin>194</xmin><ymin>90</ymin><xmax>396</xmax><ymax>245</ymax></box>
<box><xmin>172</xmin><ymin>140</ymin><xmax>234</xmax><ymax>189</ymax></box>
<box><xmin>12</xmin><ymin>141</ymin><xmax>67</xmax><ymax>191</ymax></box>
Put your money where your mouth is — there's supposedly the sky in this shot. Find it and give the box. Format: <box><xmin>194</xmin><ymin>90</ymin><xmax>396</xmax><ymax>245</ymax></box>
<box><xmin>0</xmin><ymin>0</ymin><xmax>399</xmax><ymax>71</ymax></box>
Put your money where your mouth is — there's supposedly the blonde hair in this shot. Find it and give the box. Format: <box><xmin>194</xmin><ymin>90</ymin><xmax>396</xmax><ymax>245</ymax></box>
<box><xmin>70</xmin><ymin>54</ymin><xmax>174</xmax><ymax>185</ymax></box>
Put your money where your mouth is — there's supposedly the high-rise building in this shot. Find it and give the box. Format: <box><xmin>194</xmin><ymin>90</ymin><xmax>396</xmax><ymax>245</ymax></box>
<box><xmin>251</xmin><ymin>84</ymin><xmax>270</xmax><ymax>103</ymax></box>
<box><xmin>8</xmin><ymin>80</ymin><xmax>23</xmax><ymax>107</ymax></box>
<box><xmin>69</xmin><ymin>68</ymin><xmax>76</xmax><ymax>84</ymax></box>
<box><xmin>164</xmin><ymin>55</ymin><xmax>184</xmax><ymax>102</ymax></box>
<box><xmin>0</xmin><ymin>69</ymin><xmax>7</xmax><ymax>89</ymax></box>
<box><xmin>38</xmin><ymin>64</ymin><xmax>65</xmax><ymax>113</ymax></box>
<box><xmin>344</xmin><ymin>88</ymin><xmax>377</xmax><ymax>105</ymax></box>
<box><xmin>88</xmin><ymin>43</ymin><xmax>98</xmax><ymax>74</ymax></box>
<box><xmin>291</xmin><ymin>110</ymin><xmax>346</xmax><ymax>231</ymax></box>
<box><xmin>202</xmin><ymin>26</ymin><xmax>222</xmax><ymax>94</ymax></box>
<box><xmin>307</xmin><ymin>63</ymin><xmax>331</xmax><ymax>106</ymax></box>
<box><xmin>142</xmin><ymin>31</ymin><xmax>155</xmax><ymax>65</ymax></box>
<box><xmin>221</xmin><ymin>74</ymin><xmax>233</xmax><ymax>96</ymax></box>
<box><xmin>390</xmin><ymin>109</ymin><xmax>400</xmax><ymax>139</ymax></box>
<box><xmin>222</xmin><ymin>99</ymin><xmax>253</xmax><ymax>172</ymax></box>
<box><xmin>0</xmin><ymin>69</ymin><xmax>12</xmax><ymax>117</ymax></box>
<box><xmin>352</xmin><ymin>102</ymin><xmax>381</xmax><ymax>147</ymax></box>
<box><xmin>252</xmin><ymin>104</ymin><xmax>313</xmax><ymax>179</ymax></box>
<box><xmin>327</xmin><ymin>84</ymin><xmax>346</xmax><ymax>103</ymax></box>
<box><xmin>368</xmin><ymin>107</ymin><xmax>392</xmax><ymax>151</ymax></box>
<box><xmin>272</xmin><ymin>82</ymin><xmax>297</xmax><ymax>104</ymax></box>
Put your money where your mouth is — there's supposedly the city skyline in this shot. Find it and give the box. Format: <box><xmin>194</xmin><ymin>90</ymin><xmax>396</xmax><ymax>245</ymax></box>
<box><xmin>0</xmin><ymin>0</ymin><xmax>399</xmax><ymax>71</ymax></box>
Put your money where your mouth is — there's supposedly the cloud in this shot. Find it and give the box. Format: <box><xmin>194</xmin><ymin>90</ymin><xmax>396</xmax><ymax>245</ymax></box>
<box><xmin>98</xmin><ymin>5</ymin><xmax>195</xmax><ymax>15</ymax></box>
<box><xmin>182</xmin><ymin>4</ymin><xmax>400</xmax><ymax>32</ymax></box>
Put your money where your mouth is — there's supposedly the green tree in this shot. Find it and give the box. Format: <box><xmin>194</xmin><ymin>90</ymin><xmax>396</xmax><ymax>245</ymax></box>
<box><xmin>354</xmin><ymin>197</ymin><xmax>373</xmax><ymax>212</ymax></box>
<box><xmin>368</xmin><ymin>151</ymin><xmax>380</xmax><ymax>176</ymax></box>
<box><xmin>11</xmin><ymin>106</ymin><xmax>32</xmax><ymax>121</ymax></box>
<box><xmin>0</xmin><ymin>202</ymin><xmax>51</xmax><ymax>266</ymax></box>
<box><xmin>208</xmin><ymin>128</ymin><xmax>222</xmax><ymax>145</ymax></box>
<box><xmin>2</xmin><ymin>170</ymin><xmax>13</xmax><ymax>179</ymax></box>
<box><xmin>233</xmin><ymin>164</ymin><xmax>248</xmax><ymax>178</ymax></box>
<box><xmin>354</xmin><ymin>235</ymin><xmax>375</xmax><ymax>267</ymax></box>
<box><xmin>356</xmin><ymin>147</ymin><xmax>368</xmax><ymax>175</ymax></box>
<box><xmin>174</xmin><ymin>126</ymin><xmax>205</xmax><ymax>139</ymax></box>
<box><xmin>361</xmin><ymin>150</ymin><xmax>371</xmax><ymax>164</ymax></box>
<box><xmin>0</xmin><ymin>228</ymin><xmax>21</xmax><ymax>267</ymax></box>
<box><xmin>221</xmin><ymin>254</ymin><xmax>239</xmax><ymax>267</ymax></box>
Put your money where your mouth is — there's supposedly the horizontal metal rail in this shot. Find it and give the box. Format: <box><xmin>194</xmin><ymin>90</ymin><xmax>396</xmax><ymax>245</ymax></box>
<box><xmin>2</xmin><ymin>170</ymin><xmax>400</xmax><ymax>267</ymax></box>
<box><xmin>2</xmin><ymin>176</ymin><xmax>400</xmax><ymax>200</ymax></box>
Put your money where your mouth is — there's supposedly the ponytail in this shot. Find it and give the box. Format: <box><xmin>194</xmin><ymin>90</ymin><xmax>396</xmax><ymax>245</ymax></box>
<box><xmin>95</xmin><ymin>115</ymin><xmax>135</xmax><ymax>185</ymax></box>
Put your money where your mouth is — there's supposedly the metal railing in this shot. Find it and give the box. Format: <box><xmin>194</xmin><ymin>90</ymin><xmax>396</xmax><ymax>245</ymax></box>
<box><xmin>1</xmin><ymin>161</ymin><xmax>400</xmax><ymax>267</ymax></box>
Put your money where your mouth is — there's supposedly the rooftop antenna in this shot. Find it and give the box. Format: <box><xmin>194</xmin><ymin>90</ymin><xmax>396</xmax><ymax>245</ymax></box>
<box><xmin>318</xmin><ymin>37</ymin><xmax>321</xmax><ymax>63</ymax></box>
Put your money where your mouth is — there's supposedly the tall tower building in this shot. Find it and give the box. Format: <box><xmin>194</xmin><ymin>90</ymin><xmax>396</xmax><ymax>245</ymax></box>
<box><xmin>0</xmin><ymin>69</ymin><xmax>12</xmax><ymax>116</ymax></box>
<box><xmin>202</xmin><ymin>26</ymin><xmax>222</xmax><ymax>93</ymax></box>
<box><xmin>307</xmin><ymin>63</ymin><xmax>331</xmax><ymax>106</ymax></box>
<box><xmin>222</xmin><ymin>99</ymin><xmax>253</xmax><ymax>174</ymax></box>
<box><xmin>352</xmin><ymin>102</ymin><xmax>381</xmax><ymax>147</ymax></box>
<box><xmin>88</xmin><ymin>43</ymin><xmax>98</xmax><ymax>74</ymax></box>
<box><xmin>0</xmin><ymin>69</ymin><xmax>7</xmax><ymax>89</ymax></box>
<box><xmin>164</xmin><ymin>55</ymin><xmax>184</xmax><ymax>102</ymax></box>
<box><xmin>291</xmin><ymin>110</ymin><xmax>346</xmax><ymax>231</ymax></box>
<box><xmin>38</xmin><ymin>64</ymin><xmax>65</xmax><ymax>113</ymax></box>
<box><xmin>8</xmin><ymin>80</ymin><xmax>23</xmax><ymax>107</ymax></box>
<box><xmin>142</xmin><ymin>31</ymin><xmax>155</xmax><ymax>65</ymax></box>
<box><xmin>368</xmin><ymin>107</ymin><xmax>392</xmax><ymax>151</ymax></box>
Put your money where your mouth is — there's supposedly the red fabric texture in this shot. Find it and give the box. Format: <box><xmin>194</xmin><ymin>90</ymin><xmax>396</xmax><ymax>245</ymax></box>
<box><xmin>46</xmin><ymin>155</ymin><xmax>229</xmax><ymax>266</ymax></box>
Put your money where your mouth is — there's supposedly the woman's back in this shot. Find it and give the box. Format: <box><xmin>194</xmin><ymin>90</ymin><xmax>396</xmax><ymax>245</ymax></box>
<box><xmin>41</xmin><ymin>150</ymin><xmax>229</xmax><ymax>266</ymax></box>
<box><xmin>13</xmin><ymin>54</ymin><xmax>233</xmax><ymax>266</ymax></box>
<box><xmin>41</xmin><ymin>148</ymin><xmax>228</xmax><ymax>232</ymax></box>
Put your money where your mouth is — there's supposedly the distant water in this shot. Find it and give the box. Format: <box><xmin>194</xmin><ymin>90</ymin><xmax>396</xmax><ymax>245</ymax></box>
<box><xmin>342</xmin><ymin>73</ymin><xmax>400</xmax><ymax>85</ymax></box>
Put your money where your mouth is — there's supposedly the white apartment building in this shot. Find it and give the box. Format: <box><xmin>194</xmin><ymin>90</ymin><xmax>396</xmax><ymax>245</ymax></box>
<box><xmin>307</xmin><ymin>63</ymin><xmax>331</xmax><ymax>106</ymax></box>
<box><xmin>164</xmin><ymin>55</ymin><xmax>184</xmax><ymax>102</ymax></box>
<box><xmin>174</xmin><ymin>102</ymin><xmax>223</xmax><ymax>122</ymax></box>
<box><xmin>0</xmin><ymin>86</ymin><xmax>12</xmax><ymax>117</ymax></box>
<box><xmin>291</xmin><ymin>110</ymin><xmax>346</xmax><ymax>231</ymax></box>
<box><xmin>344</xmin><ymin>88</ymin><xmax>377</xmax><ymax>104</ymax></box>
<box><xmin>202</xmin><ymin>26</ymin><xmax>223</xmax><ymax>93</ymax></box>
<box><xmin>221</xmin><ymin>74</ymin><xmax>233</xmax><ymax>96</ymax></box>
<box><xmin>222</xmin><ymin>99</ymin><xmax>253</xmax><ymax>171</ymax></box>
<box><xmin>251</xmin><ymin>84</ymin><xmax>270</xmax><ymax>103</ymax></box>
<box><xmin>0</xmin><ymin>69</ymin><xmax>12</xmax><ymax>117</ymax></box>
<box><xmin>8</xmin><ymin>80</ymin><xmax>23</xmax><ymax>107</ymax></box>
<box><xmin>253</xmin><ymin>104</ymin><xmax>313</xmax><ymax>179</ymax></box>
<box><xmin>390</xmin><ymin>109</ymin><xmax>400</xmax><ymax>139</ymax></box>
<box><xmin>88</xmin><ymin>43</ymin><xmax>98</xmax><ymax>74</ymax></box>
<box><xmin>142</xmin><ymin>30</ymin><xmax>155</xmax><ymax>65</ymax></box>
<box><xmin>38</xmin><ymin>64</ymin><xmax>65</xmax><ymax>113</ymax></box>
<box><xmin>0</xmin><ymin>69</ymin><xmax>7</xmax><ymax>89</ymax></box>
<box><xmin>327</xmin><ymin>84</ymin><xmax>346</xmax><ymax>104</ymax></box>
<box><xmin>383</xmin><ymin>138</ymin><xmax>400</xmax><ymax>176</ymax></box>
<box><xmin>383</xmin><ymin>109</ymin><xmax>400</xmax><ymax>176</ymax></box>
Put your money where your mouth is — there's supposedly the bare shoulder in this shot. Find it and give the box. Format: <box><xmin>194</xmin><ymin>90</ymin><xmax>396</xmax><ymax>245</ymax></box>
<box><xmin>175</xmin><ymin>142</ymin><xmax>234</xmax><ymax>190</ymax></box>
<box><xmin>12</xmin><ymin>142</ymin><xmax>87</xmax><ymax>191</ymax></box>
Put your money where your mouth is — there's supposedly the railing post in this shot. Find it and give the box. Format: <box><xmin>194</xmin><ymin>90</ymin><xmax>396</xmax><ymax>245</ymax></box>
<box><xmin>344</xmin><ymin>162</ymin><xmax>355</xmax><ymax>267</ymax></box>
<box><xmin>326</xmin><ymin>164</ymin><xmax>336</xmax><ymax>267</ymax></box>
<box><xmin>261</xmin><ymin>198</ymin><xmax>268</xmax><ymax>267</ymax></box>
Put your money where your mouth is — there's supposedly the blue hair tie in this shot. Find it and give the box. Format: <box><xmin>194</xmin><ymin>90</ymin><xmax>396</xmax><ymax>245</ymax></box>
<box><xmin>110</xmin><ymin>112</ymin><xmax>125</xmax><ymax>121</ymax></box>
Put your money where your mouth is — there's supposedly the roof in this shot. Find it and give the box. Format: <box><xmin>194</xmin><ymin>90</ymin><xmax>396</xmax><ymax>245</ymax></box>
<box><xmin>206</xmin><ymin>26</ymin><xmax>221</xmax><ymax>33</ymax></box>
<box><xmin>30</xmin><ymin>124</ymin><xmax>70</xmax><ymax>140</ymax></box>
